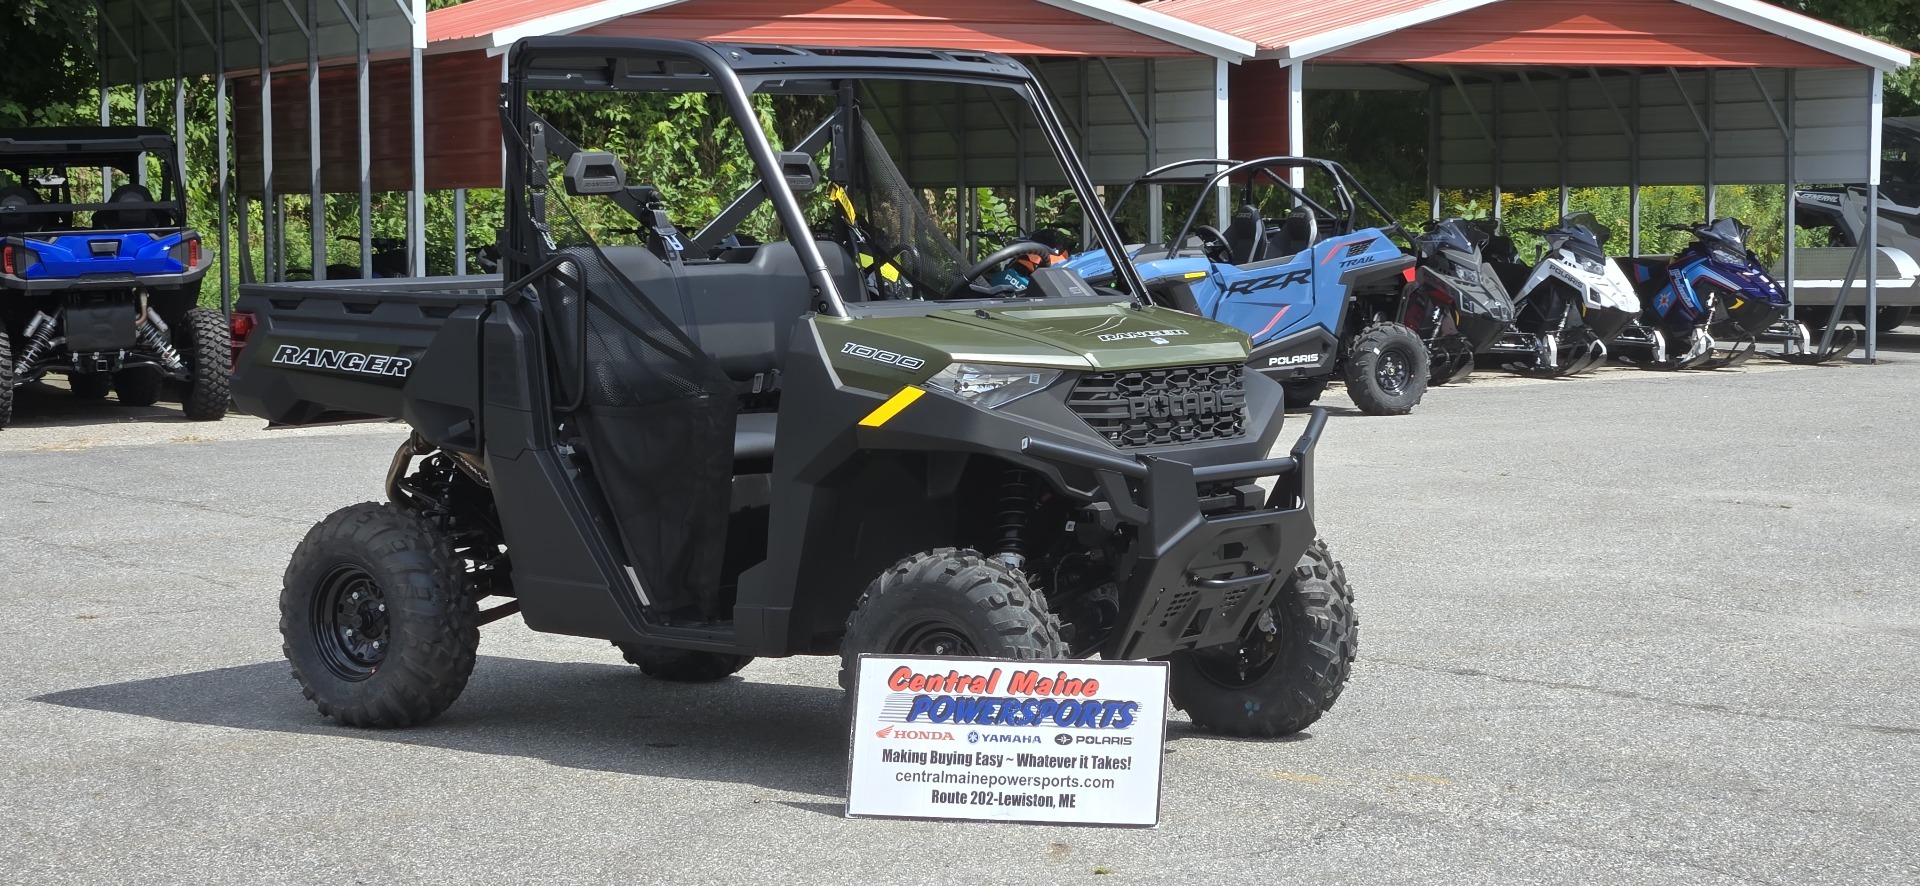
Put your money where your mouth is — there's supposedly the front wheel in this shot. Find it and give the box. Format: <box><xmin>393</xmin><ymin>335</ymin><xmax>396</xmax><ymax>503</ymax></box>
<box><xmin>1343</xmin><ymin>322</ymin><xmax>1429</xmax><ymax>415</ymax></box>
<box><xmin>281</xmin><ymin>502</ymin><xmax>479</xmax><ymax>727</ymax></box>
<box><xmin>179</xmin><ymin>307</ymin><xmax>231</xmax><ymax>420</ymax></box>
<box><xmin>1169</xmin><ymin>539</ymin><xmax>1357</xmax><ymax>738</ymax></box>
<box><xmin>839</xmin><ymin>549</ymin><xmax>1067</xmax><ymax>691</ymax></box>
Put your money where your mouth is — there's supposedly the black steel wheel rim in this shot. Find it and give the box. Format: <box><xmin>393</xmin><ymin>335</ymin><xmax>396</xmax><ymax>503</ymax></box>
<box><xmin>890</xmin><ymin>620</ymin><xmax>980</xmax><ymax>657</ymax></box>
<box><xmin>1189</xmin><ymin>606</ymin><xmax>1285</xmax><ymax>688</ymax></box>
<box><xmin>1376</xmin><ymin>347</ymin><xmax>1413</xmax><ymax>396</ymax></box>
<box><xmin>312</xmin><ymin>564</ymin><xmax>389</xmax><ymax>681</ymax></box>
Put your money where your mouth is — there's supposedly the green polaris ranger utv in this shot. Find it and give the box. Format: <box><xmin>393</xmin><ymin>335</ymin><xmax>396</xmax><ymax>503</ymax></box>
<box><xmin>232</xmin><ymin>38</ymin><xmax>1356</xmax><ymax>738</ymax></box>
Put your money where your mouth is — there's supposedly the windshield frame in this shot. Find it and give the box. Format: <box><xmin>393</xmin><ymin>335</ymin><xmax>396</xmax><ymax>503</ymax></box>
<box><xmin>503</xmin><ymin>38</ymin><xmax>1150</xmax><ymax>317</ymax></box>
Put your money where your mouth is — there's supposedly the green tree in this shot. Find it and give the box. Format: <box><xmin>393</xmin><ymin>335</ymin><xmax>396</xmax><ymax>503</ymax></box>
<box><xmin>0</xmin><ymin>1</ymin><xmax>96</xmax><ymax>127</ymax></box>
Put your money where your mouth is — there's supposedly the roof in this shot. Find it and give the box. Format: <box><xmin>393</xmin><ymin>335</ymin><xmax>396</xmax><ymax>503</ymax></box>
<box><xmin>1144</xmin><ymin>0</ymin><xmax>1912</xmax><ymax>69</ymax></box>
<box><xmin>427</xmin><ymin>0</ymin><xmax>1255</xmax><ymax>60</ymax></box>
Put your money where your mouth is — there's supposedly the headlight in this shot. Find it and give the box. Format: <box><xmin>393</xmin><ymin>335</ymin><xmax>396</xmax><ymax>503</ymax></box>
<box><xmin>1709</xmin><ymin>247</ymin><xmax>1744</xmax><ymax>266</ymax></box>
<box><xmin>1576</xmin><ymin>258</ymin><xmax>1605</xmax><ymax>275</ymax></box>
<box><xmin>1452</xmin><ymin>265</ymin><xmax>1480</xmax><ymax>284</ymax></box>
<box><xmin>924</xmin><ymin>363</ymin><xmax>1061</xmax><ymax>408</ymax></box>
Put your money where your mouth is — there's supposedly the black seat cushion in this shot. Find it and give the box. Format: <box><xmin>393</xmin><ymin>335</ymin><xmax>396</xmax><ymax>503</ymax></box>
<box><xmin>0</xmin><ymin>186</ymin><xmax>41</xmax><ymax>236</ymax></box>
<box><xmin>98</xmin><ymin>184</ymin><xmax>161</xmax><ymax>230</ymax></box>
<box><xmin>1224</xmin><ymin>204</ymin><xmax>1266</xmax><ymax>265</ymax></box>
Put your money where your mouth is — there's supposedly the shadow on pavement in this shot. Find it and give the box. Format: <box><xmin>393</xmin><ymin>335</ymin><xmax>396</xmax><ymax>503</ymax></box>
<box><xmin>7</xmin><ymin>380</ymin><xmax>192</xmax><ymax>429</ymax></box>
<box><xmin>34</xmin><ymin>654</ymin><xmax>851</xmax><ymax>797</ymax></box>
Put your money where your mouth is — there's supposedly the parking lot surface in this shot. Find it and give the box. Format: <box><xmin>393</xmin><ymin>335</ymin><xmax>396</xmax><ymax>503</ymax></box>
<box><xmin>2</xmin><ymin>343</ymin><xmax>1917</xmax><ymax>886</ymax></box>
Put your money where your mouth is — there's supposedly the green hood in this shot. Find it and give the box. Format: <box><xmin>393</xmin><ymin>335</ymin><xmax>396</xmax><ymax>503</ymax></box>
<box><xmin>816</xmin><ymin>301</ymin><xmax>1251</xmax><ymax>394</ymax></box>
<box><xmin>932</xmin><ymin>302</ymin><xmax>1249</xmax><ymax>370</ymax></box>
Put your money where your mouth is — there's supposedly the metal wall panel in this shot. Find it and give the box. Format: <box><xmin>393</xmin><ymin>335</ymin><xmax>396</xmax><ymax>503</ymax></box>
<box><xmin>1438</xmin><ymin>66</ymin><xmax>1873</xmax><ymax>190</ymax></box>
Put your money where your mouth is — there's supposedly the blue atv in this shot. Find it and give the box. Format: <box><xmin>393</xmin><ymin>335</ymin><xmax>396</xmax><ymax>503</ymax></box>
<box><xmin>0</xmin><ymin>127</ymin><xmax>228</xmax><ymax>425</ymax></box>
<box><xmin>1064</xmin><ymin>157</ymin><xmax>1427</xmax><ymax>415</ymax></box>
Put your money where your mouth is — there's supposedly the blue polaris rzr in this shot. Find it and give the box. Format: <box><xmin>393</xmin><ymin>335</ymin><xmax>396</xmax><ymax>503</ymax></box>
<box><xmin>1064</xmin><ymin>157</ymin><xmax>1430</xmax><ymax>415</ymax></box>
<box><xmin>0</xmin><ymin>127</ymin><xmax>228</xmax><ymax>425</ymax></box>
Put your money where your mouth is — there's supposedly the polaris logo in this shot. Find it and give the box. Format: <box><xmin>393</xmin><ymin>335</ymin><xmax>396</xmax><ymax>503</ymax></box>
<box><xmin>1098</xmin><ymin>329</ymin><xmax>1190</xmax><ymax>343</ymax></box>
<box><xmin>1126</xmin><ymin>388</ymin><xmax>1244</xmax><ymax>421</ymax></box>
<box><xmin>271</xmin><ymin>345</ymin><xmax>412</xmax><ymax>377</ymax></box>
<box><xmin>1266</xmin><ymin>353</ymin><xmax>1321</xmax><ymax>367</ymax></box>
<box><xmin>841</xmin><ymin>342</ymin><xmax>925</xmax><ymax>370</ymax></box>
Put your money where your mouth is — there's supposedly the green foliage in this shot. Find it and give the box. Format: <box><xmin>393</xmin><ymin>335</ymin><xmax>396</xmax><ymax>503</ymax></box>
<box><xmin>1425</xmin><ymin>184</ymin><xmax>1824</xmax><ymax>262</ymax></box>
<box><xmin>0</xmin><ymin>2</ymin><xmax>97</xmax><ymax>127</ymax></box>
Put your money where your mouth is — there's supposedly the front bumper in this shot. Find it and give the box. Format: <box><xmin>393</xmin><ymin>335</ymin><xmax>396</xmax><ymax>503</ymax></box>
<box><xmin>1021</xmin><ymin>408</ymin><xmax>1326</xmax><ymax>660</ymax></box>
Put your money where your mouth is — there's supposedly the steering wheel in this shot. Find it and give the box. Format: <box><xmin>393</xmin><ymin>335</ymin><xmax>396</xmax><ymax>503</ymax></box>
<box><xmin>946</xmin><ymin>241</ymin><xmax>1052</xmax><ymax>298</ymax></box>
<box><xmin>1192</xmin><ymin>224</ymin><xmax>1231</xmax><ymax>263</ymax></box>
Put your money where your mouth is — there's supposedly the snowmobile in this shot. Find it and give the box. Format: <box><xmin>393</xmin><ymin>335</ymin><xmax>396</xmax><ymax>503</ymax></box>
<box><xmin>1618</xmin><ymin>218</ymin><xmax>1855</xmax><ymax>366</ymax></box>
<box><xmin>1401</xmin><ymin>218</ymin><xmax>1515</xmax><ymax>385</ymax></box>
<box><xmin>1481</xmin><ymin>213</ymin><xmax>1640</xmax><ymax>377</ymax></box>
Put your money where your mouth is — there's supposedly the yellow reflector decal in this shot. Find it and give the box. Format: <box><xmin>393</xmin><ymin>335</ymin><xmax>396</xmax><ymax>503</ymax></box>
<box><xmin>1184</xmin><ymin>271</ymin><xmax>1208</xmax><ymax>279</ymax></box>
<box><xmin>858</xmin><ymin>386</ymin><xmax>925</xmax><ymax>427</ymax></box>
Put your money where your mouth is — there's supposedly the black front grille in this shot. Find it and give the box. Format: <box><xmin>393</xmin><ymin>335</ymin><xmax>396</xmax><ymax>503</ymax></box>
<box><xmin>1068</xmin><ymin>363</ymin><xmax>1249</xmax><ymax>448</ymax></box>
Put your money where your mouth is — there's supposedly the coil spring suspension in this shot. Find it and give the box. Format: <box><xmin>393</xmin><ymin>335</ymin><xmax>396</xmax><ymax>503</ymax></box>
<box><xmin>15</xmin><ymin>311</ymin><xmax>58</xmax><ymax>368</ymax></box>
<box><xmin>137</xmin><ymin>316</ymin><xmax>186</xmax><ymax>372</ymax></box>
<box><xmin>993</xmin><ymin>469</ymin><xmax>1036</xmax><ymax>570</ymax></box>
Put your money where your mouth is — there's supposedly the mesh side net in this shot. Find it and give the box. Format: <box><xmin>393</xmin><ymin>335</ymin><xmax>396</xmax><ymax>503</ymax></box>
<box><xmin>537</xmin><ymin>184</ymin><xmax>737</xmax><ymax>617</ymax></box>
<box><xmin>852</xmin><ymin>118</ymin><xmax>967</xmax><ymax>295</ymax></box>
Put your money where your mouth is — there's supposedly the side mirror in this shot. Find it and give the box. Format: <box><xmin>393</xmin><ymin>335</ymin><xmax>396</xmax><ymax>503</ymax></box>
<box><xmin>563</xmin><ymin>151</ymin><xmax>626</xmax><ymax>196</ymax></box>
<box><xmin>778</xmin><ymin>151</ymin><xmax>819</xmax><ymax>193</ymax></box>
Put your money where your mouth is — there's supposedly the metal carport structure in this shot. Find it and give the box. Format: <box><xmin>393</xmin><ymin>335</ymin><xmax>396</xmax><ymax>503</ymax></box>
<box><xmin>1151</xmin><ymin>0</ymin><xmax>1913</xmax><ymax>357</ymax></box>
<box><xmin>94</xmin><ymin>0</ymin><xmax>430</xmax><ymax>306</ymax></box>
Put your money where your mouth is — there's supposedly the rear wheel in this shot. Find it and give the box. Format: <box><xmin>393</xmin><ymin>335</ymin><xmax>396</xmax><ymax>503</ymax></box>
<box><xmin>180</xmin><ymin>307</ymin><xmax>231</xmax><ymax>420</ymax></box>
<box><xmin>0</xmin><ymin>333</ymin><xmax>13</xmax><ymax>426</ymax></box>
<box><xmin>281</xmin><ymin>502</ymin><xmax>479</xmax><ymax>727</ymax></box>
<box><xmin>1281</xmin><ymin>375</ymin><xmax>1328</xmax><ymax>409</ymax></box>
<box><xmin>70</xmin><ymin>373</ymin><xmax>113</xmax><ymax>400</ymax></box>
<box><xmin>839</xmin><ymin>549</ymin><xmax>1066</xmax><ymax>691</ymax></box>
<box><xmin>1169</xmin><ymin>539</ymin><xmax>1357</xmax><ymax>738</ymax></box>
<box><xmin>615</xmin><ymin>643</ymin><xmax>753</xmax><ymax>682</ymax></box>
<box><xmin>112</xmin><ymin>368</ymin><xmax>161</xmax><ymax>406</ymax></box>
<box><xmin>1342</xmin><ymin>322</ymin><xmax>1429</xmax><ymax>416</ymax></box>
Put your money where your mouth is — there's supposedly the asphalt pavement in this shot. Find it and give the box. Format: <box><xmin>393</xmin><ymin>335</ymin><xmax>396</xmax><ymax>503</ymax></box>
<box><xmin>1</xmin><ymin>339</ymin><xmax>1917</xmax><ymax>885</ymax></box>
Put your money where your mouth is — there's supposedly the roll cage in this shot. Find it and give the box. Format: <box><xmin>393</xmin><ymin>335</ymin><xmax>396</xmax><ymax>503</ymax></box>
<box><xmin>0</xmin><ymin>127</ymin><xmax>188</xmax><ymax>232</ymax></box>
<box><xmin>1108</xmin><ymin>156</ymin><xmax>1406</xmax><ymax>262</ymax></box>
<box><xmin>499</xmin><ymin>37</ymin><xmax>1152</xmax><ymax>316</ymax></box>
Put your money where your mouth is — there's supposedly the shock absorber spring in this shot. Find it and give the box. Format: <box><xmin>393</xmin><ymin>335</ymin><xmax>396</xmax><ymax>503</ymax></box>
<box><xmin>993</xmin><ymin>468</ymin><xmax>1035</xmax><ymax>570</ymax></box>
<box><xmin>136</xmin><ymin>311</ymin><xmax>186</xmax><ymax>373</ymax></box>
<box><xmin>14</xmin><ymin>310</ymin><xmax>58</xmax><ymax>368</ymax></box>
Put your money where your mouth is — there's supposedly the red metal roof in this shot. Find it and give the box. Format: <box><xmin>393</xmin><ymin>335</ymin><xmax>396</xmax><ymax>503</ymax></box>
<box><xmin>575</xmin><ymin>0</ymin><xmax>1205</xmax><ymax>57</ymax></box>
<box><xmin>1323</xmin><ymin>0</ymin><xmax>1858</xmax><ymax>67</ymax></box>
<box><xmin>1145</xmin><ymin>0</ymin><xmax>1445</xmax><ymax>55</ymax></box>
<box><xmin>428</xmin><ymin>0</ymin><xmax>590</xmax><ymax>44</ymax></box>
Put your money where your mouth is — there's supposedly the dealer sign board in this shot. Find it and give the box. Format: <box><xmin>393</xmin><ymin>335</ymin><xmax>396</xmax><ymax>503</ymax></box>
<box><xmin>845</xmin><ymin>655</ymin><xmax>1168</xmax><ymax>826</ymax></box>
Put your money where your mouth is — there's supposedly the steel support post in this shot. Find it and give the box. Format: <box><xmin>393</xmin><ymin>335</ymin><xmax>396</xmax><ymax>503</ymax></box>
<box><xmin>217</xmin><ymin>1</ymin><xmax>233</xmax><ymax>309</ymax></box>
<box><xmin>259</xmin><ymin>0</ymin><xmax>276</xmax><ymax>281</ymax></box>
<box><xmin>1287</xmin><ymin>61</ymin><xmax>1305</xmax><ymax>190</ymax></box>
<box><xmin>454</xmin><ymin>189</ymin><xmax>467</xmax><ymax>274</ymax></box>
<box><xmin>402</xmin><ymin>0</ymin><xmax>426</xmax><ymax>276</ymax></box>
<box><xmin>358</xmin><ymin>0</ymin><xmax>372</xmax><ymax>276</ymax></box>
<box><xmin>303</xmin><ymin>0</ymin><xmax>324</xmax><ymax>279</ymax></box>
<box><xmin>1784</xmin><ymin>70</ymin><xmax>1797</xmax><ymax>315</ymax></box>
<box><xmin>1706</xmin><ymin>70</ymin><xmax>1717</xmax><ymax>218</ymax></box>
<box><xmin>1865</xmin><ymin>69</ymin><xmax>1883</xmax><ymax>359</ymax></box>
